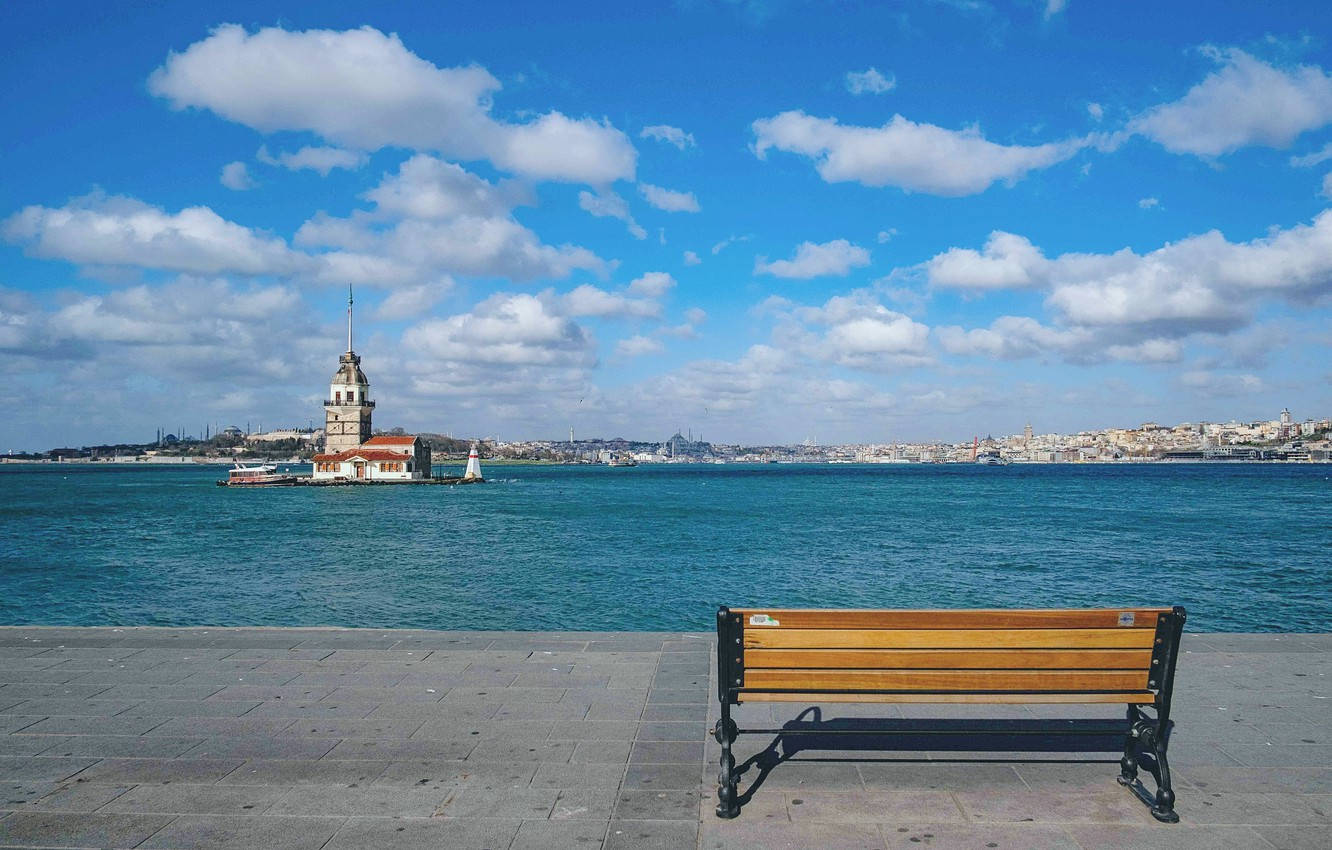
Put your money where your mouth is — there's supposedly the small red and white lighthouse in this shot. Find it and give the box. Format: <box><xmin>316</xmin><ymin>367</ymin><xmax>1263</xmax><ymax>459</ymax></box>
<box><xmin>463</xmin><ymin>443</ymin><xmax>483</xmax><ymax>481</ymax></box>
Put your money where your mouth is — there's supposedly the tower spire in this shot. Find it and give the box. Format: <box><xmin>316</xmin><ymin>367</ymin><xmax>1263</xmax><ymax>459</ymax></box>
<box><xmin>347</xmin><ymin>284</ymin><xmax>354</xmax><ymax>352</ymax></box>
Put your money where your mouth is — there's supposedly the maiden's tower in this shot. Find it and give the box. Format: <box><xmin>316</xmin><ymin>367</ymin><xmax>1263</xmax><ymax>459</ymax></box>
<box><xmin>312</xmin><ymin>288</ymin><xmax>430</xmax><ymax>481</ymax></box>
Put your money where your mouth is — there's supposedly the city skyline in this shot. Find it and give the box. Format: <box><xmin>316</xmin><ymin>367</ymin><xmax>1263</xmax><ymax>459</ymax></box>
<box><xmin>4</xmin><ymin>2</ymin><xmax>1332</xmax><ymax>450</ymax></box>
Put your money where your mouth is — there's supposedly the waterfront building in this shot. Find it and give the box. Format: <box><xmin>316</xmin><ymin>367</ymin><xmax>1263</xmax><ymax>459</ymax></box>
<box><xmin>312</xmin><ymin>289</ymin><xmax>431</xmax><ymax>482</ymax></box>
<box><xmin>313</xmin><ymin>435</ymin><xmax>430</xmax><ymax>482</ymax></box>
<box><xmin>244</xmin><ymin>428</ymin><xmax>320</xmax><ymax>445</ymax></box>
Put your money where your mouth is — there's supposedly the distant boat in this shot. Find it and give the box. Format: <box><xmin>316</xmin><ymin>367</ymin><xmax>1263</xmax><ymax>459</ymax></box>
<box><xmin>221</xmin><ymin>462</ymin><xmax>297</xmax><ymax>486</ymax></box>
<box><xmin>975</xmin><ymin>453</ymin><xmax>1008</xmax><ymax>466</ymax></box>
<box><xmin>608</xmin><ymin>455</ymin><xmax>638</xmax><ymax>467</ymax></box>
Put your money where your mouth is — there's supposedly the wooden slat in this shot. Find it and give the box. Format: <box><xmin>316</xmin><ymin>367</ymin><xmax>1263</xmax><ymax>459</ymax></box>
<box><xmin>745</xmin><ymin>628</ymin><xmax>1157</xmax><ymax>650</ymax></box>
<box><xmin>745</xmin><ymin>648</ymin><xmax>1153</xmax><ymax>671</ymax></box>
<box><xmin>733</xmin><ymin>608</ymin><xmax>1168</xmax><ymax>630</ymax></box>
<box><xmin>739</xmin><ymin>691</ymin><xmax>1156</xmax><ymax>704</ymax></box>
<box><xmin>743</xmin><ymin>669</ymin><xmax>1149</xmax><ymax>692</ymax></box>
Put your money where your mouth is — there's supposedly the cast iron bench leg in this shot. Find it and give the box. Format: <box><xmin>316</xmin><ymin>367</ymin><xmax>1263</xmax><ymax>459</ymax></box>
<box><xmin>715</xmin><ymin>704</ymin><xmax>740</xmax><ymax>818</ymax></box>
<box><xmin>1118</xmin><ymin>705</ymin><xmax>1140</xmax><ymax>786</ymax></box>
<box><xmin>1148</xmin><ymin>723</ymin><xmax>1179</xmax><ymax>823</ymax></box>
<box><xmin>1118</xmin><ymin>715</ymin><xmax>1179</xmax><ymax>823</ymax></box>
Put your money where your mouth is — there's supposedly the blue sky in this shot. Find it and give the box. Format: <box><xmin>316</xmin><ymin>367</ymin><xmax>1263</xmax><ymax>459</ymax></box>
<box><xmin>3</xmin><ymin>0</ymin><xmax>1332</xmax><ymax>449</ymax></box>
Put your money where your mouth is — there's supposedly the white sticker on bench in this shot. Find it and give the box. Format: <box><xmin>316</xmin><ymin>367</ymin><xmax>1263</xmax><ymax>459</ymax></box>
<box><xmin>749</xmin><ymin>614</ymin><xmax>780</xmax><ymax>626</ymax></box>
<box><xmin>1118</xmin><ymin>612</ymin><xmax>1135</xmax><ymax>626</ymax></box>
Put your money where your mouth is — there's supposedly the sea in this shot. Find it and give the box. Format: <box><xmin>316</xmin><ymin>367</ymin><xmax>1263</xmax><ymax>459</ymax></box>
<box><xmin>0</xmin><ymin>462</ymin><xmax>1328</xmax><ymax>633</ymax></box>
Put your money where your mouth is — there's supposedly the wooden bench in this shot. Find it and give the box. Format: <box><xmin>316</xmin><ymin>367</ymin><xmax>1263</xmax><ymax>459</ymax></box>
<box><xmin>714</xmin><ymin>605</ymin><xmax>1187</xmax><ymax>822</ymax></box>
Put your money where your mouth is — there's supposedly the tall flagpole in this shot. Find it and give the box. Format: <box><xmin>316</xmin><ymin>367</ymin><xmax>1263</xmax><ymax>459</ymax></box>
<box><xmin>347</xmin><ymin>284</ymin><xmax>353</xmax><ymax>352</ymax></box>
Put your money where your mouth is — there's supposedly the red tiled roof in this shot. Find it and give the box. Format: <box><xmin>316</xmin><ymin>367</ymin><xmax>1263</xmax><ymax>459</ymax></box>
<box><xmin>363</xmin><ymin>435</ymin><xmax>419</xmax><ymax>445</ymax></box>
<box><xmin>313</xmin><ymin>449</ymin><xmax>413</xmax><ymax>462</ymax></box>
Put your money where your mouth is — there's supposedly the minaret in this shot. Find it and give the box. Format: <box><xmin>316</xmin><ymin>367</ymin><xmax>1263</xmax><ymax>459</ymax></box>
<box><xmin>323</xmin><ymin>286</ymin><xmax>375</xmax><ymax>454</ymax></box>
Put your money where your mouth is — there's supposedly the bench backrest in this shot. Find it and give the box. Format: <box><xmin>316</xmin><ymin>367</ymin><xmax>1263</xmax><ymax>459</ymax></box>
<box><xmin>717</xmin><ymin>606</ymin><xmax>1186</xmax><ymax>711</ymax></box>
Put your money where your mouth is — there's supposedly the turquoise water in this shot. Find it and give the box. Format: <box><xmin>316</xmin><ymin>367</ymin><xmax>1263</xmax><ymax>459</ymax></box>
<box><xmin>0</xmin><ymin>462</ymin><xmax>1328</xmax><ymax>632</ymax></box>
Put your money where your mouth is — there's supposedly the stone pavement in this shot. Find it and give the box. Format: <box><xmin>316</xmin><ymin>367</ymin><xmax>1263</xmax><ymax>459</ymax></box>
<box><xmin>0</xmin><ymin>628</ymin><xmax>1325</xmax><ymax>849</ymax></box>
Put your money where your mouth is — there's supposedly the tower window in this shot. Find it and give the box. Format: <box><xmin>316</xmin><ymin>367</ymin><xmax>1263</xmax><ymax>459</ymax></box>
<box><xmin>335</xmin><ymin>391</ymin><xmax>341</xmax><ymax>403</ymax></box>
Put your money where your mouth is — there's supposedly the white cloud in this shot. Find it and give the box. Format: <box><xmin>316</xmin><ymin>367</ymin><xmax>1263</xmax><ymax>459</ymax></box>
<box><xmin>683</xmin><ymin>250</ymin><xmax>701</xmax><ymax>266</ymax></box>
<box><xmin>755</xmin><ymin>239</ymin><xmax>870</xmax><ymax>279</ymax></box>
<box><xmin>578</xmin><ymin>190</ymin><xmax>629</xmax><ymax>220</ymax></box>
<box><xmin>777</xmin><ymin>291</ymin><xmax>932</xmax><ymax>371</ymax></box>
<box><xmin>1322</xmin><ymin>173</ymin><xmax>1332</xmax><ymax>199</ymax></box>
<box><xmin>1086</xmin><ymin>102</ymin><xmax>1104</xmax><ymax>122</ymax></box>
<box><xmin>924</xmin><ymin>211</ymin><xmax>1332</xmax><ymax>355</ymax></box>
<box><xmin>220</xmin><ymin>161</ymin><xmax>256</xmax><ymax>190</ymax></box>
<box><xmin>615</xmin><ymin>335</ymin><xmax>664</xmax><ymax>357</ymax></box>
<box><xmin>1178</xmin><ymin>369</ymin><xmax>1263</xmax><ymax>396</ymax></box>
<box><xmin>50</xmin><ymin>280</ymin><xmax>302</xmax><ymax>348</ymax></box>
<box><xmin>295</xmin><ymin>155</ymin><xmax>606</xmax><ymax>284</ymax></box>
<box><xmin>640</xmin><ymin>124</ymin><xmax>695</xmax><ymax>149</ymax></box>
<box><xmin>1290</xmin><ymin>142</ymin><xmax>1332</xmax><ymax>167</ymax></box>
<box><xmin>1044</xmin><ymin>0</ymin><xmax>1068</xmax><ymax>19</ymax></box>
<box><xmin>578</xmin><ymin>189</ymin><xmax>647</xmax><ymax>239</ymax></box>
<box><xmin>753</xmin><ymin>110</ymin><xmax>1085</xmax><ymax>196</ymax></box>
<box><xmin>936</xmin><ymin>318</ymin><xmax>1179</xmax><ymax>366</ymax></box>
<box><xmin>498</xmin><ymin>111</ymin><xmax>636</xmax><ymax>185</ymax></box>
<box><xmin>6</xmin><ymin>159</ymin><xmax>604</xmax><ymax>291</ymax></box>
<box><xmin>292</xmin><ymin>212</ymin><xmax>381</xmax><ymax>253</ymax></box>
<box><xmin>925</xmin><ymin>232</ymin><xmax>1047</xmax><ymax>290</ymax></box>
<box><xmin>937</xmin><ymin>316</ymin><xmax>1088</xmax><ymax>359</ymax></box>
<box><xmin>656</xmin><ymin>306</ymin><xmax>708</xmax><ymax>339</ymax></box>
<box><xmin>635</xmin><ymin>344</ymin><xmax>792</xmax><ymax>416</ymax></box>
<box><xmin>376</xmin><ymin>216</ymin><xmax>606</xmax><ymax>282</ymax></box>
<box><xmin>149</xmin><ymin>24</ymin><xmax>636</xmax><ymax>183</ymax></box>
<box><xmin>876</xmin><ymin>229</ymin><xmax>898</xmax><ymax>244</ymax></box>
<box><xmin>559</xmin><ymin>284</ymin><xmax>661</xmax><ymax>319</ymax></box>
<box><xmin>257</xmin><ymin>145</ymin><xmax>367</xmax><ymax>175</ymax></box>
<box><xmin>374</xmin><ymin>281</ymin><xmax>452</xmax><ymax>320</ymax></box>
<box><xmin>711</xmin><ymin>234</ymin><xmax>750</xmax><ymax>255</ymax></box>
<box><xmin>3</xmin><ymin>193</ymin><xmax>306</xmax><ymax>278</ymax></box>
<box><xmin>403</xmin><ymin>292</ymin><xmax>594</xmax><ymax>367</ymax></box>
<box><xmin>0</xmin><ymin>278</ymin><xmax>324</xmax><ymax>416</ymax></box>
<box><xmin>1105</xmin><ymin>339</ymin><xmax>1181</xmax><ymax>363</ymax></box>
<box><xmin>639</xmin><ymin>183</ymin><xmax>700</xmax><ymax>213</ymax></box>
<box><xmin>1138</xmin><ymin>197</ymin><xmax>1160</xmax><ymax>209</ymax></box>
<box><xmin>626</xmin><ymin>272</ymin><xmax>676</xmax><ymax>297</ymax></box>
<box><xmin>845</xmin><ymin>67</ymin><xmax>896</xmax><ymax>95</ymax></box>
<box><xmin>1130</xmin><ymin>49</ymin><xmax>1332</xmax><ymax>157</ymax></box>
<box><xmin>366</xmin><ymin>154</ymin><xmax>526</xmax><ymax>220</ymax></box>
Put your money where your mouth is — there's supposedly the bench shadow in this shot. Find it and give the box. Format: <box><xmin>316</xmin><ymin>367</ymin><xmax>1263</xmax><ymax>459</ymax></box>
<box><xmin>733</xmin><ymin>706</ymin><xmax>1129</xmax><ymax>808</ymax></box>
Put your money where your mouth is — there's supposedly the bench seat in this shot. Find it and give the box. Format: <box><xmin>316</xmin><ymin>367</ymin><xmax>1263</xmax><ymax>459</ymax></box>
<box><xmin>713</xmin><ymin>605</ymin><xmax>1186</xmax><ymax>822</ymax></box>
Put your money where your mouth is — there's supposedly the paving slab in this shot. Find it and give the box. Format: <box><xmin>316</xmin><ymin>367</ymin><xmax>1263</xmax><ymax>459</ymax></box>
<box><xmin>73</xmin><ymin>757</ymin><xmax>245</xmax><ymax>784</ymax></box>
<box><xmin>266</xmin><ymin>783</ymin><xmax>449</xmax><ymax>817</ymax></box>
<box><xmin>880</xmin><ymin>823</ymin><xmax>1079</xmax><ymax>849</ymax></box>
<box><xmin>19</xmin><ymin>781</ymin><xmax>133</xmax><ymax>812</ymax></box>
<box><xmin>218</xmin><ymin>758</ymin><xmax>389</xmax><ymax>786</ymax></box>
<box><xmin>137</xmin><ymin>814</ymin><xmax>346</xmax><ymax>850</ymax></box>
<box><xmin>322</xmin><ymin>815</ymin><xmax>522</xmax><ymax>850</ymax></box>
<box><xmin>604</xmin><ymin>819</ymin><xmax>698</xmax><ymax>850</ymax></box>
<box><xmin>99</xmin><ymin>782</ymin><xmax>289</xmax><ymax>815</ymax></box>
<box><xmin>0</xmin><ymin>811</ymin><xmax>175</xmax><ymax>848</ymax></box>
<box><xmin>0</xmin><ymin>626</ymin><xmax>1328</xmax><ymax>850</ymax></box>
<box><xmin>510</xmin><ymin>818</ymin><xmax>607</xmax><ymax>849</ymax></box>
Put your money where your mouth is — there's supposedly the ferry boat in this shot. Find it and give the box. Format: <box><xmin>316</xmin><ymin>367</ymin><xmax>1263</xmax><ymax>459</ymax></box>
<box><xmin>221</xmin><ymin>462</ymin><xmax>297</xmax><ymax>486</ymax></box>
<box><xmin>608</xmin><ymin>455</ymin><xmax>638</xmax><ymax>467</ymax></box>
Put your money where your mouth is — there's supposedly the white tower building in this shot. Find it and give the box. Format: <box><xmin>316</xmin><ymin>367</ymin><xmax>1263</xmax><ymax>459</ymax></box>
<box><xmin>324</xmin><ymin>287</ymin><xmax>375</xmax><ymax>454</ymax></box>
